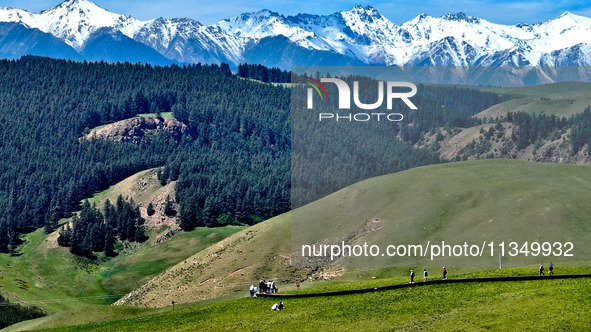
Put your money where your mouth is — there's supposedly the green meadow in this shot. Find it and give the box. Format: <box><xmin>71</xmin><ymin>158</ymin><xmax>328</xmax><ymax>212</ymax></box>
<box><xmin>8</xmin><ymin>267</ymin><xmax>591</xmax><ymax>331</ymax></box>
<box><xmin>0</xmin><ymin>226</ymin><xmax>244</xmax><ymax>313</ymax></box>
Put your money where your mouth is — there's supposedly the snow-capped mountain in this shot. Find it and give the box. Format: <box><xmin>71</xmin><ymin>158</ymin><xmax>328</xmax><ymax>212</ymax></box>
<box><xmin>215</xmin><ymin>6</ymin><xmax>591</xmax><ymax>67</ymax></box>
<box><xmin>0</xmin><ymin>0</ymin><xmax>143</xmax><ymax>50</ymax></box>
<box><xmin>2</xmin><ymin>0</ymin><xmax>591</xmax><ymax>70</ymax></box>
<box><xmin>133</xmin><ymin>17</ymin><xmax>245</xmax><ymax>65</ymax></box>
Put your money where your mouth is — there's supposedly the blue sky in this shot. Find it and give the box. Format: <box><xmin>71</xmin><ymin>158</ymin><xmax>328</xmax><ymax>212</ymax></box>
<box><xmin>5</xmin><ymin>0</ymin><xmax>591</xmax><ymax>25</ymax></box>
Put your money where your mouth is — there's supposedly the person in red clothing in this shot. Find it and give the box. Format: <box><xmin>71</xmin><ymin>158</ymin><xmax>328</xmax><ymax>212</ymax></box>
<box><xmin>442</xmin><ymin>267</ymin><xmax>448</xmax><ymax>280</ymax></box>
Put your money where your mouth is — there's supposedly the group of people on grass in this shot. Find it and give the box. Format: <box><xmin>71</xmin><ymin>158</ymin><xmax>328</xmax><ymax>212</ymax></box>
<box><xmin>409</xmin><ymin>267</ymin><xmax>447</xmax><ymax>283</ymax></box>
<box><xmin>253</xmin><ymin>262</ymin><xmax>559</xmax><ymax>312</ymax></box>
<box><xmin>409</xmin><ymin>263</ymin><xmax>556</xmax><ymax>283</ymax></box>
<box><xmin>539</xmin><ymin>262</ymin><xmax>554</xmax><ymax>276</ymax></box>
<box><xmin>248</xmin><ymin>280</ymin><xmax>279</xmax><ymax>298</ymax></box>
<box><xmin>254</xmin><ymin>279</ymin><xmax>278</xmax><ymax>295</ymax></box>
<box><xmin>249</xmin><ymin>280</ymin><xmax>285</xmax><ymax>311</ymax></box>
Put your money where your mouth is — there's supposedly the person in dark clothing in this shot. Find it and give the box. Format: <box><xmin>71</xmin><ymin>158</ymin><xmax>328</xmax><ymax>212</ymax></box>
<box><xmin>278</xmin><ymin>302</ymin><xmax>285</xmax><ymax>310</ymax></box>
<box><xmin>549</xmin><ymin>262</ymin><xmax>554</xmax><ymax>275</ymax></box>
<box><xmin>410</xmin><ymin>269</ymin><xmax>415</xmax><ymax>283</ymax></box>
<box><xmin>423</xmin><ymin>269</ymin><xmax>428</xmax><ymax>281</ymax></box>
<box><xmin>539</xmin><ymin>263</ymin><xmax>544</xmax><ymax>276</ymax></box>
<box><xmin>259</xmin><ymin>280</ymin><xmax>266</xmax><ymax>294</ymax></box>
<box><xmin>442</xmin><ymin>267</ymin><xmax>447</xmax><ymax>280</ymax></box>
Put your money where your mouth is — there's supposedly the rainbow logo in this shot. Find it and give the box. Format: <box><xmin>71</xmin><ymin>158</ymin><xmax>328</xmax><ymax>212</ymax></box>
<box><xmin>306</xmin><ymin>77</ymin><xmax>329</xmax><ymax>101</ymax></box>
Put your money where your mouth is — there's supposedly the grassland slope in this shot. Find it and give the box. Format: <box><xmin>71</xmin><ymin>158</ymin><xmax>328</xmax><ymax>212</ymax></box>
<box><xmin>475</xmin><ymin>81</ymin><xmax>591</xmax><ymax>119</ymax></box>
<box><xmin>118</xmin><ymin>159</ymin><xmax>591</xmax><ymax>307</ymax></box>
<box><xmin>32</xmin><ymin>270</ymin><xmax>591</xmax><ymax>331</ymax></box>
<box><xmin>0</xmin><ymin>169</ymin><xmax>243</xmax><ymax>314</ymax></box>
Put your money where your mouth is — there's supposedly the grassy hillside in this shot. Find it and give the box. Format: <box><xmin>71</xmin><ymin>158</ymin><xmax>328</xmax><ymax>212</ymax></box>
<box><xmin>293</xmin><ymin>159</ymin><xmax>591</xmax><ymax>267</ymax></box>
<box><xmin>3</xmin><ymin>306</ymin><xmax>161</xmax><ymax>332</ymax></box>
<box><xmin>0</xmin><ymin>213</ymin><xmax>243</xmax><ymax>314</ymax></box>
<box><xmin>85</xmin><ymin>168</ymin><xmax>169</xmax><ymax>205</ymax></box>
<box><xmin>6</xmin><ymin>159</ymin><xmax>591</xmax><ymax>330</ymax></box>
<box><xmin>114</xmin><ymin>213</ymin><xmax>315</xmax><ymax>308</ymax></box>
<box><xmin>83</xmin><ymin>168</ymin><xmax>178</xmax><ymax>229</ymax></box>
<box><xmin>475</xmin><ymin>81</ymin><xmax>591</xmax><ymax>119</ymax></box>
<box><xmin>423</xmin><ymin>121</ymin><xmax>589</xmax><ymax>164</ymax></box>
<box><xmin>10</xmin><ymin>267</ymin><xmax>591</xmax><ymax>331</ymax></box>
<box><xmin>117</xmin><ymin>159</ymin><xmax>591</xmax><ymax>308</ymax></box>
<box><xmin>0</xmin><ymin>169</ymin><xmax>244</xmax><ymax>313</ymax></box>
<box><xmin>413</xmin><ymin>82</ymin><xmax>591</xmax><ymax>164</ymax></box>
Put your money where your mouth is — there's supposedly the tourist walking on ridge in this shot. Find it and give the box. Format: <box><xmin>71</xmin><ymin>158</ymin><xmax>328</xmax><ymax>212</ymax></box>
<box><xmin>410</xmin><ymin>270</ymin><xmax>415</xmax><ymax>283</ymax></box>
<box><xmin>549</xmin><ymin>262</ymin><xmax>554</xmax><ymax>275</ymax></box>
<box><xmin>442</xmin><ymin>267</ymin><xmax>447</xmax><ymax>280</ymax></box>
<box><xmin>423</xmin><ymin>269</ymin><xmax>428</xmax><ymax>282</ymax></box>
<box><xmin>539</xmin><ymin>263</ymin><xmax>544</xmax><ymax>276</ymax></box>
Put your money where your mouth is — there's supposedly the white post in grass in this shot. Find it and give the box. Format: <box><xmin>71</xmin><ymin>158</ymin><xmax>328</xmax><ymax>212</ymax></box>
<box><xmin>499</xmin><ymin>251</ymin><xmax>502</xmax><ymax>269</ymax></box>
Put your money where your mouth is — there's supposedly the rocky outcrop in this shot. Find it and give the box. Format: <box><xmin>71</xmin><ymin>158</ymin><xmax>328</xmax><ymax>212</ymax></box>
<box><xmin>423</xmin><ymin>123</ymin><xmax>590</xmax><ymax>164</ymax></box>
<box><xmin>532</xmin><ymin>140</ymin><xmax>589</xmax><ymax>164</ymax></box>
<box><xmin>83</xmin><ymin>116</ymin><xmax>192</xmax><ymax>144</ymax></box>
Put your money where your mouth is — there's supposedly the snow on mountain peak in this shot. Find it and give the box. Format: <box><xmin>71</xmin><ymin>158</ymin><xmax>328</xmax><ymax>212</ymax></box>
<box><xmin>195</xmin><ymin>6</ymin><xmax>591</xmax><ymax>66</ymax></box>
<box><xmin>337</xmin><ymin>4</ymin><xmax>399</xmax><ymax>47</ymax></box>
<box><xmin>341</xmin><ymin>4</ymin><xmax>388</xmax><ymax>23</ymax></box>
<box><xmin>442</xmin><ymin>12</ymin><xmax>480</xmax><ymax>23</ymax></box>
<box><xmin>216</xmin><ymin>8</ymin><xmax>314</xmax><ymax>42</ymax></box>
<box><xmin>0</xmin><ymin>0</ymin><xmax>146</xmax><ymax>50</ymax></box>
<box><xmin>38</xmin><ymin>0</ymin><xmax>146</xmax><ymax>49</ymax></box>
<box><xmin>1</xmin><ymin>3</ymin><xmax>591</xmax><ymax>68</ymax></box>
<box><xmin>45</xmin><ymin>0</ymin><xmax>97</xmax><ymax>10</ymax></box>
<box><xmin>348</xmin><ymin>5</ymin><xmax>381</xmax><ymax>16</ymax></box>
<box><xmin>556</xmin><ymin>11</ymin><xmax>591</xmax><ymax>22</ymax></box>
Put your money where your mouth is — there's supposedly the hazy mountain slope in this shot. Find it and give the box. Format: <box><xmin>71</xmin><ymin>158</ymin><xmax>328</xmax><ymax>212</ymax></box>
<box><xmin>242</xmin><ymin>35</ymin><xmax>366</xmax><ymax>67</ymax></box>
<box><xmin>0</xmin><ymin>22</ymin><xmax>81</xmax><ymax>59</ymax></box>
<box><xmin>475</xmin><ymin>81</ymin><xmax>591</xmax><ymax>119</ymax></box>
<box><xmin>81</xmin><ymin>27</ymin><xmax>175</xmax><ymax>65</ymax></box>
<box><xmin>417</xmin><ymin>82</ymin><xmax>591</xmax><ymax>164</ymax></box>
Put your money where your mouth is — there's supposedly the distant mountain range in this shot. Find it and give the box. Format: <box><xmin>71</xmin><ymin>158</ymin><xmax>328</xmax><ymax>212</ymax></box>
<box><xmin>2</xmin><ymin>0</ymin><xmax>591</xmax><ymax>69</ymax></box>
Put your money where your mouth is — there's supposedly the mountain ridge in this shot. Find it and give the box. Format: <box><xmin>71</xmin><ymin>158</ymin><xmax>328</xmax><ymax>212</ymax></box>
<box><xmin>2</xmin><ymin>1</ymin><xmax>591</xmax><ymax>68</ymax></box>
